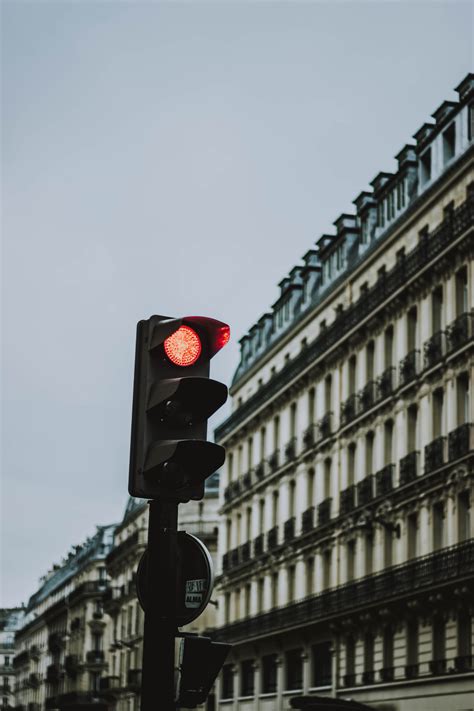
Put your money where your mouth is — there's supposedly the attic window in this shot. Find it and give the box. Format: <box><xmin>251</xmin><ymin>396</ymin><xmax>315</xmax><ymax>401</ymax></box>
<box><xmin>420</xmin><ymin>148</ymin><xmax>432</xmax><ymax>185</ymax></box>
<box><xmin>469</xmin><ymin>103</ymin><xmax>474</xmax><ymax>141</ymax></box>
<box><xmin>361</xmin><ymin>219</ymin><xmax>370</xmax><ymax>245</ymax></box>
<box><xmin>442</xmin><ymin>122</ymin><xmax>455</xmax><ymax>164</ymax></box>
<box><xmin>396</xmin><ymin>178</ymin><xmax>406</xmax><ymax>210</ymax></box>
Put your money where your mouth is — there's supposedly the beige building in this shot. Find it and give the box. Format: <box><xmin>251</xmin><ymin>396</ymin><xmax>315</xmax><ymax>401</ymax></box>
<box><xmin>101</xmin><ymin>473</ymin><xmax>220</xmax><ymax>711</ymax></box>
<box><xmin>13</xmin><ymin>526</ymin><xmax>115</xmax><ymax>711</ymax></box>
<box><xmin>1</xmin><ymin>609</ymin><xmax>24</xmax><ymax>711</ymax></box>
<box><xmin>213</xmin><ymin>74</ymin><xmax>474</xmax><ymax>710</ymax></box>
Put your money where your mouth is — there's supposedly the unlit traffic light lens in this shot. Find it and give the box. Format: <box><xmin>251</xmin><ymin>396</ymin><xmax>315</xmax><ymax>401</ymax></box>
<box><xmin>164</xmin><ymin>325</ymin><xmax>202</xmax><ymax>367</ymax></box>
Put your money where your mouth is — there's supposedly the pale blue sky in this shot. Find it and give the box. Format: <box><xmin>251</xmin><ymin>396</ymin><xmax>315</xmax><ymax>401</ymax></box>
<box><xmin>2</xmin><ymin>0</ymin><xmax>473</xmax><ymax>606</ymax></box>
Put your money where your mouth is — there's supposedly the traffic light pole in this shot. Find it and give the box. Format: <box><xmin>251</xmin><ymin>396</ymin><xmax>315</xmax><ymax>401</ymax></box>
<box><xmin>141</xmin><ymin>498</ymin><xmax>178</xmax><ymax>711</ymax></box>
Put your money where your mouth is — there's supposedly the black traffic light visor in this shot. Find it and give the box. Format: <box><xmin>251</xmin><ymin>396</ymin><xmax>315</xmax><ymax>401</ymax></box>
<box><xmin>147</xmin><ymin>377</ymin><xmax>228</xmax><ymax>423</ymax></box>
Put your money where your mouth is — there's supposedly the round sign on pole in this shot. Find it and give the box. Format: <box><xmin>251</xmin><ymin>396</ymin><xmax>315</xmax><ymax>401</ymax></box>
<box><xmin>136</xmin><ymin>532</ymin><xmax>214</xmax><ymax>627</ymax></box>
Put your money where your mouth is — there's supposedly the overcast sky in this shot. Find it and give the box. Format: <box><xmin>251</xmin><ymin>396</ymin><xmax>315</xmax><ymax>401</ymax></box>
<box><xmin>1</xmin><ymin>0</ymin><xmax>473</xmax><ymax>607</ymax></box>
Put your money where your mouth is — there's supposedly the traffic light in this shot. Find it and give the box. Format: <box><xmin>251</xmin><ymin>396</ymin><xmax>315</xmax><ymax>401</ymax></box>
<box><xmin>176</xmin><ymin>635</ymin><xmax>231</xmax><ymax>708</ymax></box>
<box><xmin>129</xmin><ymin>315</ymin><xmax>230</xmax><ymax>502</ymax></box>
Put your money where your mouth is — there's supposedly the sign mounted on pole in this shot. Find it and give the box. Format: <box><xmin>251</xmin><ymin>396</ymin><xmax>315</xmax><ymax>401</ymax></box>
<box><xmin>136</xmin><ymin>532</ymin><xmax>214</xmax><ymax>627</ymax></box>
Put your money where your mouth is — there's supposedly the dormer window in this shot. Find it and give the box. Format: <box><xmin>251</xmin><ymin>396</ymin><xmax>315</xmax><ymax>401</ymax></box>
<box><xmin>377</xmin><ymin>202</ymin><xmax>385</xmax><ymax>228</ymax></box>
<box><xmin>283</xmin><ymin>299</ymin><xmax>290</xmax><ymax>321</ymax></box>
<box><xmin>442</xmin><ymin>122</ymin><xmax>455</xmax><ymax>164</ymax></box>
<box><xmin>361</xmin><ymin>219</ymin><xmax>370</xmax><ymax>245</ymax></box>
<box><xmin>396</xmin><ymin>178</ymin><xmax>406</xmax><ymax>210</ymax></box>
<box><xmin>420</xmin><ymin>147</ymin><xmax>432</xmax><ymax>185</ymax></box>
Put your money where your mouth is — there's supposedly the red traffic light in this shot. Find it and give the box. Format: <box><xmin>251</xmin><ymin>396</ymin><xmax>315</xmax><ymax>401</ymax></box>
<box><xmin>164</xmin><ymin>325</ymin><xmax>202</xmax><ymax>367</ymax></box>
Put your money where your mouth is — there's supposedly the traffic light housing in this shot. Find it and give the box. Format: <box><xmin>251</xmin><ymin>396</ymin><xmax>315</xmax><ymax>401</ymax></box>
<box><xmin>176</xmin><ymin>635</ymin><xmax>231</xmax><ymax>708</ymax></box>
<box><xmin>128</xmin><ymin>315</ymin><xmax>229</xmax><ymax>502</ymax></box>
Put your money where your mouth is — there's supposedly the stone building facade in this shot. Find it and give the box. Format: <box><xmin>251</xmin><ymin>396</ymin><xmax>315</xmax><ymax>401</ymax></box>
<box><xmin>1</xmin><ymin>609</ymin><xmax>24</xmax><ymax>711</ymax></box>
<box><xmin>13</xmin><ymin>526</ymin><xmax>115</xmax><ymax>711</ymax></box>
<box><xmin>213</xmin><ymin>75</ymin><xmax>474</xmax><ymax>710</ymax></box>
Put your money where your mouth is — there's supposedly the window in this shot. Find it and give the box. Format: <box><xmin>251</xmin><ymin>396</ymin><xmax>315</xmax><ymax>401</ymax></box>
<box><xmin>285</xmin><ymin>649</ymin><xmax>303</xmax><ymax>690</ymax></box>
<box><xmin>365</xmin><ymin>533</ymin><xmax>374</xmax><ymax>575</ymax></box>
<box><xmin>457</xmin><ymin>612</ymin><xmax>472</xmax><ymax>658</ymax></box>
<box><xmin>307</xmin><ymin>468</ymin><xmax>315</xmax><ymax>505</ymax></box>
<box><xmin>262</xmin><ymin>654</ymin><xmax>278</xmax><ymax>693</ymax></box>
<box><xmin>311</xmin><ymin>641</ymin><xmax>332</xmax><ymax>687</ymax></box>
<box><xmin>407</xmin><ymin>405</ymin><xmax>418</xmax><ymax>453</ymax></box>
<box><xmin>384</xmin><ymin>527</ymin><xmax>393</xmax><ymax>567</ymax></box>
<box><xmin>221</xmin><ymin>665</ymin><xmax>234</xmax><ymax>699</ymax></box>
<box><xmin>257</xmin><ymin>578</ymin><xmax>264</xmax><ymax>612</ymax></box>
<box><xmin>384</xmin><ymin>326</ymin><xmax>394</xmax><ymax>368</ymax></box>
<box><xmin>271</xmin><ymin>572</ymin><xmax>279</xmax><ymax>608</ymax></box>
<box><xmin>273</xmin><ymin>416</ymin><xmax>280</xmax><ymax>449</ymax></box>
<box><xmin>324</xmin><ymin>374</ymin><xmax>332</xmax><ymax>412</ymax></box>
<box><xmin>383</xmin><ymin>627</ymin><xmax>394</xmax><ymax>669</ymax></box>
<box><xmin>366</xmin><ymin>341</ymin><xmax>375</xmax><ymax>381</ymax></box>
<box><xmin>348</xmin><ymin>443</ymin><xmax>356</xmax><ymax>486</ymax></box>
<box><xmin>469</xmin><ymin>103</ymin><xmax>474</xmax><ymax>141</ymax></box>
<box><xmin>432</xmin><ymin>286</ymin><xmax>443</xmax><ymax>333</ymax></box>
<box><xmin>272</xmin><ymin>490</ymin><xmax>279</xmax><ymax>527</ymax></box>
<box><xmin>397</xmin><ymin>178</ymin><xmax>406</xmax><ymax>209</ymax></box>
<box><xmin>308</xmin><ymin>387</ymin><xmax>315</xmax><ymax>424</ymax></box>
<box><xmin>433</xmin><ymin>502</ymin><xmax>445</xmax><ymax>550</ymax></box>
<box><xmin>455</xmin><ymin>266</ymin><xmax>468</xmax><ymax>315</ymax></box>
<box><xmin>287</xmin><ymin>565</ymin><xmax>295</xmax><ymax>602</ymax></box>
<box><xmin>365</xmin><ymin>431</ymin><xmax>374</xmax><ymax>475</ymax></box>
<box><xmin>364</xmin><ymin>633</ymin><xmax>374</xmax><ymax>674</ymax></box>
<box><xmin>290</xmin><ymin>402</ymin><xmax>297</xmax><ymax>439</ymax></box>
<box><xmin>227</xmin><ymin>452</ymin><xmax>233</xmax><ymax>482</ymax></box>
<box><xmin>306</xmin><ymin>557</ymin><xmax>314</xmax><ymax>596</ymax></box>
<box><xmin>458</xmin><ymin>491</ymin><xmax>471</xmax><ymax>542</ymax></box>
<box><xmin>407</xmin><ymin>620</ymin><xmax>419</xmax><ymax>667</ymax></box>
<box><xmin>236</xmin><ymin>513</ymin><xmax>241</xmax><ymax>546</ymax></box>
<box><xmin>240</xmin><ymin>659</ymin><xmax>254</xmax><ymax>697</ymax></box>
<box><xmin>384</xmin><ymin>420</ymin><xmax>393</xmax><ymax>466</ymax></box>
<box><xmin>442</xmin><ymin>122</ymin><xmax>456</xmax><ymax>164</ymax></box>
<box><xmin>348</xmin><ymin>356</ymin><xmax>357</xmax><ymax>395</ymax></box>
<box><xmin>456</xmin><ymin>372</ymin><xmax>469</xmax><ymax>425</ymax></box>
<box><xmin>289</xmin><ymin>480</ymin><xmax>296</xmax><ymax>517</ymax></box>
<box><xmin>432</xmin><ymin>389</ymin><xmax>444</xmax><ymax>439</ymax></box>
<box><xmin>432</xmin><ymin>616</ymin><xmax>445</xmax><ymax>662</ymax></box>
<box><xmin>377</xmin><ymin>202</ymin><xmax>385</xmax><ymax>228</ymax></box>
<box><xmin>246</xmin><ymin>507</ymin><xmax>252</xmax><ymax>540</ymax></box>
<box><xmin>237</xmin><ymin>445</ymin><xmax>243</xmax><ymax>476</ymax></box>
<box><xmin>361</xmin><ymin>219</ymin><xmax>369</xmax><ymax>245</ymax></box>
<box><xmin>260</xmin><ymin>426</ymin><xmax>266</xmax><ymax>460</ymax></box>
<box><xmin>323</xmin><ymin>549</ymin><xmax>332</xmax><ymax>589</ymax></box>
<box><xmin>247</xmin><ymin>437</ymin><xmax>253</xmax><ymax>471</ymax></box>
<box><xmin>408</xmin><ymin>513</ymin><xmax>418</xmax><ymax>559</ymax></box>
<box><xmin>407</xmin><ymin>307</ymin><xmax>418</xmax><ymax>351</ymax></box>
<box><xmin>324</xmin><ymin>458</ymin><xmax>332</xmax><ymax>499</ymax></box>
<box><xmin>347</xmin><ymin>540</ymin><xmax>355</xmax><ymax>582</ymax></box>
<box><xmin>259</xmin><ymin>499</ymin><xmax>265</xmax><ymax>534</ymax></box>
<box><xmin>420</xmin><ymin>148</ymin><xmax>432</xmax><ymax>185</ymax></box>
<box><xmin>234</xmin><ymin>588</ymin><xmax>240</xmax><ymax>619</ymax></box>
<box><xmin>345</xmin><ymin>637</ymin><xmax>355</xmax><ymax>679</ymax></box>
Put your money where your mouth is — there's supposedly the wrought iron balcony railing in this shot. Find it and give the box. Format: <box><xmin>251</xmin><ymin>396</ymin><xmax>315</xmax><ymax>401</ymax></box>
<box><xmin>284</xmin><ymin>437</ymin><xmax>297</xmax><ymax>462</ymax></box>
<box><xmin>424</xmin><ymin>436</ymin><xmax>446</xmax><ymax>472</ymax></box>
<box><xmin>377</xmin><ymin>366</ymin><xmax>396</xmax><ymax>400</ymax></box>
<box><xmin>399</xmin><ymin>450</ymin><xmax>419</xmax><ymax>486</ymax></box>
<box><xmin>361</xmin><ymin>670</ymin><xmax>375</xmax><ymax>685</ymax></box>
<box><xmin>242</xmin><ymin>470</ymin><xmax>252</xmax><ymax>489</ymax></box>
<box><xmin>448</xmin><ymin>422</ymin><xmax>472</xmax><ymax>461</ymax></box>
<box><xmin>302</xmin><ymin>424</ymin><xmax>318</xmax><ymax>450</ymax></box>
<box><xmin>319</xmin><ymin>412</ymin><xmax>333</xmax><ymax>439</ymax></box>
<box><xmin>358</xmin><ymin>381</ymin><xmax>376</xmax><ymax>414</ymax></box>
<box><xmin>240</xmin><ymin>541</ymin><xmax>251</xmax><ymax>563</ymax></box>
<box><xmin>424</xmin><ymin>331</ymin><xmax>446</xmax><ymax>369</ymax></box>
<box><xmin>340</xmin><ymin>395</ymin><xmax>357</xmax><ymax>426</ymax></box>
<box><xmin>301</xmin><ymin>506</ymin><xmax>315</xmax><ymax>533</ymax></box>
<box><xmin>429</xmin><ymin>659</ymin><xmax>447</xmax><ymax>675</ymax></box>
<box><xmin>267</xmin><ymin>526</ymin><xmax>279</xmax><ymax>550</ymax></box>
<box><xmin>254</xmin><ymin>534</ymin><xmax>264</xmax><ymax>557</ymax></box>
<box><xmin>454</xmin><ymin>654</ymin><xmax>473</xmax><ymax>672</ymax></box>
<box><xmin>268</xmin><ymin>450</ymin><xmax>280</xmax><ymax>472</ymax></box>
<box><xmin>343</xmin><ymin>674</ymin><xmax>356</xmax><ymax>687</ymax></box>
<box><xmin>375</xmin><ymin>464</ymin><xmax>394</xmax><ymax>496</ymax></box>
<box><xmin>222</xmin><ymin>552</ymin><xmax>229</xmax><ymax>571</ymax></box>
<box><xmin>230</xmin><ymin>548</ymin><xmax>239</xmax><ymax>568</ymax></box>
<box><xmin>379</xmin><ymin>667</ymin><xmax>394</xmax><ymax>682</ymax></box>
<box><xmin>254</xmin><ymin>461</ymin><xmax>266</xmax><ymax>480</ymax></box>
<box><xmin>85</xmin><ymin>650</ymin><xmax>104</xmax><ymax>665</ymax></box>
<box><xmin>399</xmin><ymin>349</ymin><xmax>420</xmax><ymax>386</ymax></box>
<box><xmin>213</xmin><ymin>540</ymin><xmax>474</xmax><ymax>644</ymax></box>
<box><xmin>446</xmin><ymin>312</ymin><xmax>473</xmax><ymax>353</ymax></box>
<box><xmin>340</xmin><ymin>485</ymin><xmax>356</xmax><ymax>515</ymax></box>
<box><xmin>284</xmin><ymin>517</ymin><xmax>296</xmax><ymax>542</ymax></box>
<box><xmin>318</xmin><ymin>498</ymin><xmax>332</xmax><ymax>526</ymax></box>
<box><xmin>357</xmin><ymin>475</ymin><xmax>374</xmax><ymax>506</ymax></box>
<box><xmin>404</xmin><ymin>663</ymin><xmax>419</xmax><ymax>679</ymax></box>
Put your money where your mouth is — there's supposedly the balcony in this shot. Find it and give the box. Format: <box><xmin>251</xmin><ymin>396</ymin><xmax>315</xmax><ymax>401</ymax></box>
<box><xmin>242</xmin><ymin>470</ymin><xmax>252</xmax><ymax>489</ymax></box>
<box><xmin>340</xmin><ymin>486</ymin><xmax>355</xmax><ymax>515</ymax></box>
<box><xmin>301</xmin><ymin>507</ymin><xmax>314</xmax><ymax>533</ymax></box>
<box><xmin>13</xmin><ymin>651</ymin><xmax>29</xmax><ymax>669</ymax></box>
<box><xmin>284</xmin><ymin>437</ymin><xmax>297</xmax><ymax>462</ymax></box>
<box><xmin>404</xmin><ymin>664</ymin><xmax>419</xmax><ymax>679</ymax></box>
<box><xmin>358</xmin><ymin>381</ymin><xmax>376</xmax><ymax>414</ymax></box>
<box><xmin>267</xmin><ymin>526</ymin><xmax>279</xmax><ymax>550</ymax></box>
<box><xmin>46</xmin><ymin>664</ymin><xmax>61</xmax><ymax>684</ymax></box>
<box><xmin>375</xmin><ymin>464</ymin><xmax>394</xmax><ymax>496</ymax></box>
<box><xmin>379</xmin><ymin>667</ymin><xmax>394</xmax><ymax>682</ymax></box>
<box><xmin>429</xmin><ymin>659</ymin><xmax>446</xmax><ymax>675</ymax></box>
<box><xmin>357</xmin><ymin>476</ymin><xmax>373</xmax><ymax>506</ymax></box>
<box><xmin>222</xmin><ymin>552</ymin><xmax>229</xmax><ymax>571</ymax></box>
<box><xmin>399</xmin><ymin>451</ymin><xmax>419</xmax><ymax>486</ymax></box>
<box><xmin>446</xmin><ymin>312</ymin><xmax>473</xmax><ymax>352</ymax></box>
<box><xmin>230</xmin><ymin>548</ymin><xmax>239</xmax><ymax>568</ymax></box>
<box><xmin>377</xmin><ymin>366</ymin><xmax>396</xmax><ymax>400</ymax></box>
<box><xmin>240</xmin><ymin>542</ymin><xmax>251</xmax><ymax>563</ymax></box>
<box><xmin>318</xmin><ymin>498</ymin><xmax>331</xmax><ymax>526</ymax></box>
<box><xmin>254</xmin><ymin>461</ymin><xmax>266</xmax><ymax>480</ymax></box>
<box><xmin>399</xmin><ymin>349</ymin><xmax>420</xmax><ymax>386</ymax></box>
<box><xmin>424</xmin><ymin>436</ymin><xmax>446</xmax><ymax>472</ymax></box>
<box><xmin>284</xmin><ymin>517</ymin><xmax>295</xmax><ymax>543</ymax></box>
<box><xmin>454</xmin><ymin>654</ymin><xmax>473</xmax><ymax>672</ymax></box>
<box><xmin>343</xmin><ymin>673</ymin><xmax>356</xmax><ymax>687</ymax></box>
<box><xmin>361</xmin><ymin>670</ymin><xmax>375</xmax><ymax>685</ymax></box>
<box><xmin>99</xmin><ymin>676</ymin><xmax>120</xmax><ymax>692</ymax></box>
<box><xmin>268</xmin><ymin>450</ymin><xmax>280</xmax><ymax>472</ymax></box>
<box><xmin>424</xmin><ymin>331</ymin><xmax>446</xmax><ymax>369</ymax></box>
<box><xmin>85</xmin><ymin>650</ymin><xmax>105</xmax><ymax>666</ymax></box>
<box><xmin>319</xmin><ymin>412</ymin><xmax>332</xmax><ymax>439</ymax></box>
<box><xmin>254</xmin><ymin>534</ymin><xmax>264</xmax><ymax>557</ymax></box>
<box><xmin>340</xmin><ymin>395</ymin><xmax>357</xmax><ymax>426</ymax></box>
<box><xmin>448</xmin><ymin>422</ymin><xmax>472</xmax><ymax>460</ymax></box>
<box><xmin>302</xmin><ymin>424</ymin><xmax>318</xmax><ymax>450</ymax></box>
<box><xmin>127</xmin><ymin>669</ymin><xmax>142</xmax><ymax>691</ymax></box>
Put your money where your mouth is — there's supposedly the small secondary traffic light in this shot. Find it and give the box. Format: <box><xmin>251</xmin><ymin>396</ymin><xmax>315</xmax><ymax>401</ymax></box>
<box><xmin>176</xmin><ymin>635</ymin><xmax>231</xmax><ymax>708</ymax></box>
<box><xmin>129</xmin><ymin>315</ymin><xmax>230</xmax><ymax>502</ymax></box>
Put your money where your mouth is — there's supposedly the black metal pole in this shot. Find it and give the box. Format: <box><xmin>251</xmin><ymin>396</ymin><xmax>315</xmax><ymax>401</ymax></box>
<box><xmin>141</xmin><ymin>499</ymin><xmax>178</xmax><ymax>711</ymax></box>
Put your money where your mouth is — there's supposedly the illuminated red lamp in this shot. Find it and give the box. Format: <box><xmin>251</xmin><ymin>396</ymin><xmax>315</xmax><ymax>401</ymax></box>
<box><xmin>215</xmin><ymin>324</ymin><xmax>230</xmax><ymax>350</ymax></box>
<box><xmin>164</xmin><ymin>325</ymin><xmax>202</xmax><ymax>367</ymax></box>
